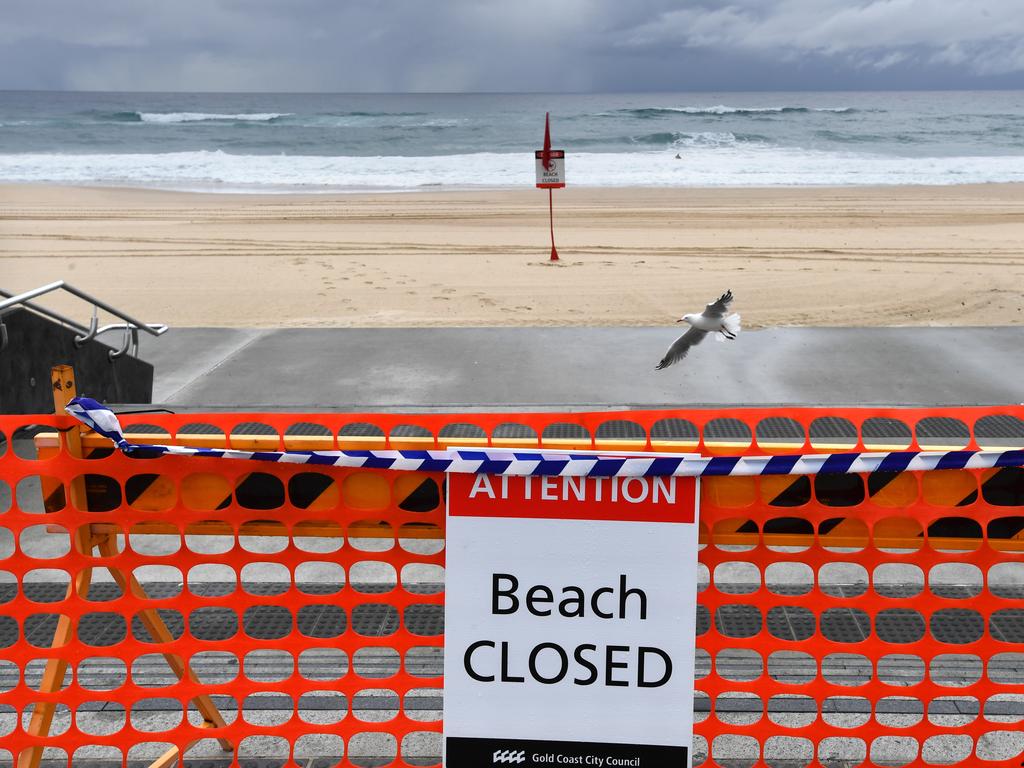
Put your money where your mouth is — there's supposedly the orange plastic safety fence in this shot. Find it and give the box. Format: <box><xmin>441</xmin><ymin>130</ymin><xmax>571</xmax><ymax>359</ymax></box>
<box><xmin>0</xmin><ymin>405</ymin><xmax>1021</xmax><ymax>768</ymax></box>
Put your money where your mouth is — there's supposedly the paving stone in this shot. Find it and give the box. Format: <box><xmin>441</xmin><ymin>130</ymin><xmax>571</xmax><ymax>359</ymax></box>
<box><xmin>296</xmin><ymin>603</ymin><xmax>347</xmax><ymax>638</ymax></box>
<box><xmin>821</xmin><ymin>608</ymin><xmax>871</xmax><ymax>643</ymax></box>
<box><xmin>1</xmin><ymin>572</ymin><xmax>1021</xmax><ymax>768</ymax></box>
<box><xmin>875</xmin><ymin>609</ymin><xmax>926</xmax><ymax>643</ymax></box>
<box><xmin>715</xmin><ymin>604</ymin><xmax>762</xmax><ymax>638</ymax></box>
<box><xmin>766</xmin><ymin>606</ymin><xmax>816</xmax><ymax>641</ymax></box>
<box><xmin>5</xmin><ymin>599</ymin><xmax>1024</xmax><ymax>650</ymax></box>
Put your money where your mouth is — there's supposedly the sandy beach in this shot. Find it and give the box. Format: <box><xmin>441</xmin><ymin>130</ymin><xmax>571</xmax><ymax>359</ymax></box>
<box><xmin>1</xmin><ymin>183</ymin><xmax>1022</xmax><ymax>328</ymax></box>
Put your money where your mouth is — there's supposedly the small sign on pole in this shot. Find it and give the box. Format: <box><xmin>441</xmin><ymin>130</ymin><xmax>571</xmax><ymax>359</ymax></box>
<box><xmin>536</xmin><ymin>113</ymin><xmax>565</xmax><ymax>261</ymax></box>
<box><xmin>444</xmin><ymin>465</ymin><xmax>701</xmax><ymax>767</ymax></box>
<box><xmin>535</xmin><ymin>149</ymin><xmax>566</xmax><ymax>189</ymax></box>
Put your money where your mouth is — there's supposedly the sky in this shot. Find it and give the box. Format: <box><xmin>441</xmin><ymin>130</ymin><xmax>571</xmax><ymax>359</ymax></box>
<box><xmin>3</xmin><ymin>0</ymin><xmax>1024</xmax><ymax>92</ymax></box>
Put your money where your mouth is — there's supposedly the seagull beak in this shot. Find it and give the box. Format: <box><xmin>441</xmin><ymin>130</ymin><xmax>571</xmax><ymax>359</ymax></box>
<box><xmin>675</xmin><ymin>318</ymin><xmax>683</xmax><ymax>323</ymax></box>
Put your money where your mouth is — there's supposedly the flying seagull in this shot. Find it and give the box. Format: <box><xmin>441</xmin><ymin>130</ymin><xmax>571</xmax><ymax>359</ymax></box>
<box><xmin>655</xmin><ymin>290</ymin><xmax>741</xmax><ymax>370</ymax></box>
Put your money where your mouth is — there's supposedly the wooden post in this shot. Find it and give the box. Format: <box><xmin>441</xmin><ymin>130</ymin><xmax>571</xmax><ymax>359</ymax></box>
<box><xmin>18</xmin><ymin>366</ymin><xmax>96</xmax><ymax>768</ymax></box>
<box><xmin>20</xmin><ymin>366</ymin><xmax>232</xmax><ymax>768</ymax></box>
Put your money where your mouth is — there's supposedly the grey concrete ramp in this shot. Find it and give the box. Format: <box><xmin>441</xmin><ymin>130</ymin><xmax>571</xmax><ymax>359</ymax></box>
<box><xmin>136</xmin><ymin>327</ymin><xmax>1023</xmax><ymax>408</ymax></box>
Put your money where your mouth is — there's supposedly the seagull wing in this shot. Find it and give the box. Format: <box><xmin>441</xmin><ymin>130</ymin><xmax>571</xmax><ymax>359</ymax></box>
<box><xmin>702</xmin><ymin>289</ymin><xmax>734</xmax><ymax>319</ymax></box>
<box><xmin>655</xmin><ymin>326</ymin><xmax>708</xmax><ymax>370</ymax></box>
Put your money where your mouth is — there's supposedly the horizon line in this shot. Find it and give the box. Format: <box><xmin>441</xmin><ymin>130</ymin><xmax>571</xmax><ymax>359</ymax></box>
<box><xmin>3</xmin><ymin>87</ymin><xmax>1024</xmax><ymax>96</ymax></box>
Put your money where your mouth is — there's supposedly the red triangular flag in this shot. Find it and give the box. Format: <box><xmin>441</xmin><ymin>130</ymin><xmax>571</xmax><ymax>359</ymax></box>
<box><xmin>542</xmin><ymin>112</ymin><xmax>553</xmax><ymax>171</ymax></box>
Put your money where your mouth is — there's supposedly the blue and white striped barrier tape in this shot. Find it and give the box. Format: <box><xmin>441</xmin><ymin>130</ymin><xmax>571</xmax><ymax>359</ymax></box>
<box><xmin>66</xmin><ymin>397</ymin><xmax>1024</xmax><ymax>478</ymax></box>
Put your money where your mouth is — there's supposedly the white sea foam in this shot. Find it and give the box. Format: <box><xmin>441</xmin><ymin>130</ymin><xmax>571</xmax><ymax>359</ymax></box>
<box><xmin>2</xmin><ymin>148</ymin><xmax>1024</xmax><ymax>191</ymax></box>
<box><xmin>669</xmin><ymin>105</ymin><xmax>854</xmax><ymax>115</ymax></box>
<box><xmin>136</xmin><ymin>112</ymin><xmax>291</xmax><ymax>123</ymax></box>
<box><xmin>673</xmin><ymin>131</ymin><xmax>746</xmax><ymax>147</ymax></box>
<box><xmin>606</xmin><ymin>105</ymin><xmax>857</xmax><ymax>117</ymax></box>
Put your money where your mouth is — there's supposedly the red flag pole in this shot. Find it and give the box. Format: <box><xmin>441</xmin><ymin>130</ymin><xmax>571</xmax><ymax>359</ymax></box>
<box><xmin>549</xmin><ymin>188</ymin><xmax>558</xmax><ymax>261</ymax></box>
<box><xmin>542</xmin><ymin>113</ymin><xmax>552</xmax><ymax>171</ymax></box>
<box><xmin>542</xmin><ymin>112</ymin><xmax>559</xmax><ymax>261</ymax></box>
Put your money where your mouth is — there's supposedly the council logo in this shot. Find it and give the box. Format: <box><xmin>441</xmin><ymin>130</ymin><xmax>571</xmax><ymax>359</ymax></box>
<box><xmin>493</xmin><ymin>749</ymin><xmax>527</xmax><ymax>764</ymax></box>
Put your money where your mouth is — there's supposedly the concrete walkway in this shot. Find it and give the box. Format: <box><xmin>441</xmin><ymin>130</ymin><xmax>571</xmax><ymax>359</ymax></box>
<box><xmin>137</xmin><ymin>326</ymin><xmax>1023</xmax><ymax>408</ymax></box>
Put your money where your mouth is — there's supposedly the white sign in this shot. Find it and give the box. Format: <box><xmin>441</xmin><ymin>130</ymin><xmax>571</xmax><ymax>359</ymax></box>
<box><xmin>444</xmin><ymin>470</ymin><xmax>700</xmax><ymax>768</ymax></box>
<box><xmin>535</xmin><ymin>150</ymin><xmax>566</xmax><ymax>188</ymax></box>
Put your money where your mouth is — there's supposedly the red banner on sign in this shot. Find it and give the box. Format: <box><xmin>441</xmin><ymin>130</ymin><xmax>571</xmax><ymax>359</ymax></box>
<box><xmin>448</xmin><ymin>472</ymin><xmax>697</xmax><ymax>524</ymax></box>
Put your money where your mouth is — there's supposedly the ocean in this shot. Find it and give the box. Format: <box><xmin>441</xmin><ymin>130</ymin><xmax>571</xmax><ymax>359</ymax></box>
<box><xmin>2</xmin><ymin>90</ymin><xmax>1024</xmax><ymax>192</ymax></box>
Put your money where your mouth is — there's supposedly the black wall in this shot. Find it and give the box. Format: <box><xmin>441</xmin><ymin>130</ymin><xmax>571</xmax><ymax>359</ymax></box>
<box><xmin>0</xmin><ymin>308</ymin><xmax>153</xmax><ymax>413</ymax></box>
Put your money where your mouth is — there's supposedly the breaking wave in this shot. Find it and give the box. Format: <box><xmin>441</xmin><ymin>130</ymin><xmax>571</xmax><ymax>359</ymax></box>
<box><xmin>136</xmin><ymin>112</ymin><xmax>292</xmax><ymax>123</ymax></box>
<box><xmin>90</xmin><ymin>110</ymin><xmax>435</xmax><ymax>125</ymax></box>
<box><xmin>632</xmin><ymin>131</ymin><xmax>770</xmax><ymax>147</ymax></box>
<box><xmin>3</xmin><ymin>147</ymin><xmax>1024</xmax><ymax>191</ymax></box>
<box><xmin>568</xmin><ymin>131</ymin><xmax>770</xmax><ymax>149</ymax></box>
<box><xmin>615</xmin><ymin>105</ymin><xmax>858</xmax><ymax>118</ymax></box>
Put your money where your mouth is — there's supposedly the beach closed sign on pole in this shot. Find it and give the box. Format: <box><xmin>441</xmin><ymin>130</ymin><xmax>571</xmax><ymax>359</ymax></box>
<box><xmin>535</xmin><ymin>149</ymin><xmax>566</xmax><ymax>189</ymax></box>
<box><xmin>536</xmin><ymin>112</ymin><xmax>566</xmax><ymax>190</ymax></box>
<box><xmin>444</xmin><ymin>468</ymin><xmax>701</xmax><ymax>768</ymax></box>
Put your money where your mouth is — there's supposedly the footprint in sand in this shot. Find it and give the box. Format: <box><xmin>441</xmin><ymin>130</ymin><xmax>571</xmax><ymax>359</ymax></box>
<box><xmin>479</xmin><ymin>298</ymin><xmax>497</xmax><ymax>307</ymax></box>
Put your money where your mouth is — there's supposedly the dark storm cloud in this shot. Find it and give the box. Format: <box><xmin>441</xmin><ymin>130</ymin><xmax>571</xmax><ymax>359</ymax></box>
<box><xmin>2</xmin><ymin>0</ymin><xmax>1023</xmax><ymax>91</ymax></box>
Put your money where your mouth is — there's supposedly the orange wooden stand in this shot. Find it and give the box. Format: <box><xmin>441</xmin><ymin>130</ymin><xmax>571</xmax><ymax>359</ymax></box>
<box><xmin>18</xmin><ymin>366</ymin><xmax>232</xmax><ymax>768</ymax></box>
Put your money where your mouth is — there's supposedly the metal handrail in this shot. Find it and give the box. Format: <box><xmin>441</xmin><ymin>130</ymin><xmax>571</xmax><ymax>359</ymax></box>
<box><xmin>0</xmin><ymin>281</ymin><xmax>167</xmax><ymax>359</ymax></box>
